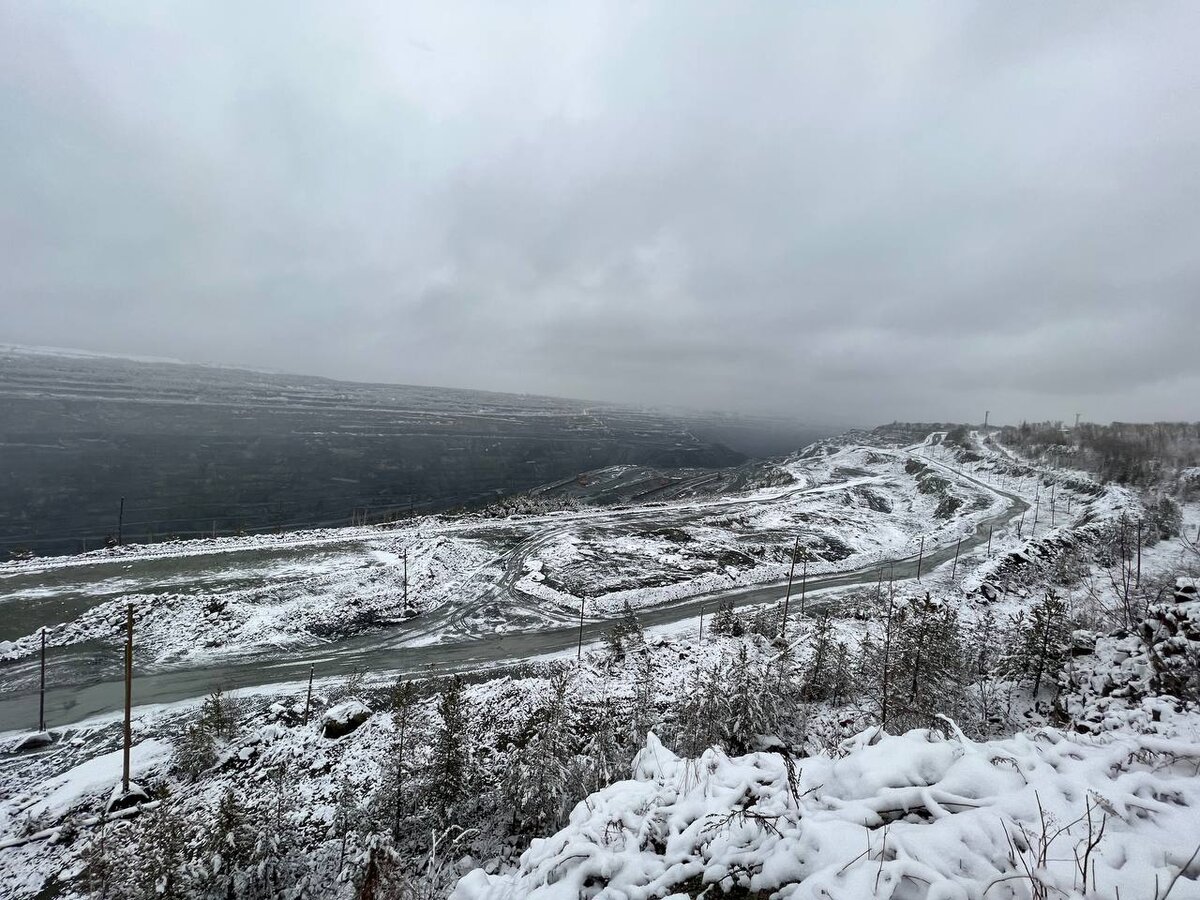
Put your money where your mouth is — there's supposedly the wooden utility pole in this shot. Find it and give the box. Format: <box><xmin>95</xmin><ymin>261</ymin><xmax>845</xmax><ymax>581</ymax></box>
<box><xmin>916</xmin><ymin>536</ymin><xmax>925</xmax><ymax>581</ymax></box>
<box><xmin>117</xmin><ymin>497</ymin><xmax>125</xmax><ymax>547</ymax></box>
<box><xmin>38</xmin><ymin>628</ymin><xmax>46</xmax><ymax>733</ymax></box>
<box><xmin>698</xmin><ymin>605</ymin><xmax>705</xmax><ymax>645</ymax></box>
<box><xmin>780</xmin><ymin>536</ymin><xmax>799</xmax><ymax>640</ymax></box>
<box><xmin>987</xmin><ymin>525</ymin><xmax>993</xmax><ymax>557</ymax></box>
<box><xmin>403</xmin><ymin>548</ymin><xmax>408</xmax><ymax>608</ymax></box>
<box><xmin>576</xmin><ymin>597</ymin><xmax>585</xmax><ymax>660</ymax></box>
<box><xmin>304</xmin><ymin>665</ymin><xmax>314</xmax><ymax>724</ymax></box>
<box><xmin>800</xmin><ymin>554</ymin><xmax>808</xmax><ymax>616</ymax></box>
<box><xmin>1136</xmin><ymin>521</ymin><xmax>1142</xmax><ymax>588</ymax></box>
<box><xmin>1017</xmin><ymin>511</ymin><xmax>1025</xmax><ymax>540</ymax></box>
<box><xmin>122</xmin><ymin>604</ymin><xmax>133</xmax><ymax>794</ymax></box>
<box><xmin>951</xmin><ymin>538</ymin><xmax>961</xmax><ymax>580</ymax></box>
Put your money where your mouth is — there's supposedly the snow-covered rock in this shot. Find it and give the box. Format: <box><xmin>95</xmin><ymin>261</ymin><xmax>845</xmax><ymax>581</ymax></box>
<box><xmin>321</xmin><ymin>700</ymin><xmax>371</xmax><ymax>739</ymax></box>
<box><xmin>12</xmin><ymin>731</ymin><xmax>54</xmax><ymax>751</ymax></box>
<box><xmin>1063</xmin><ymin>576</ymin><xmax>1200</xmax><ymax>736</ymax></box>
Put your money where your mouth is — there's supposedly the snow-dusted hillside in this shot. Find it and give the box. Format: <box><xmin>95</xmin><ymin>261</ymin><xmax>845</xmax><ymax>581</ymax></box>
<box><xmin>2</xmin><ymin>427</ymin><xmax>1198</xmax><ymax>899</ymax></box>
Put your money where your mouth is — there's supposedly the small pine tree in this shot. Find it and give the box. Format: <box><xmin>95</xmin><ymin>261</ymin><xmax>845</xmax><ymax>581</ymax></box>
<box><xmin>247</xmin><ymin>762</ymin><xmax>294</xmax><ymax>896</ymax></box>
<box><xmin>389</xmin><ymin>678</ymin><xmax>420</xmax><ymax>841</ymax></box>
<box><xmin>580</xmin><ymin>700</ymin><xmax>623</xmax><ymax>794</ymax></box>
<box><xmin>888</xmin><ymin>596</ymin><xmax>965</xmax><ymax>731</ymax></box>
<box><xmin>750</xmin><ymin>603</ymin><xmax>782</xmax><ymax>639</ymax></box>
<box><xmin>827</xmin><ymin>640</ymin><xmax>852</xmax><ymax>706</ymax></box>
<box><xmin>1018</xmin><ymin>592</ymin><xmax>1070</xmax><ymax>696</ymax></box>
<box><xmin>723</xmin><ymin>643</ymin><xmax>776</xmax><ymax>755</ymax></box>
<box><xmin>674</xmin><ymin>660</ymin><xmax>727</xmax><ymax>757</ymax></box>
<box><xmin>129</xmin><ymin>803</ymin><xmax>189</xmax><ymax>899</ymax></box>
<box><xmin>83</xmin><ymin>821</ymin><xmax>117</xmax><ymax>900</ymax></box>
<box><xmin>854</xmin><ymin>632</ymin><xmax>880</xmax><ymax>701</ymax></box>
<box><xmin>428</xmin><ymin>676</ymin><xmax>469</xmax><ymax>822</ymax></box>
<box><xmin>605</xmin><ymin>601</ymin><xmax>645</xmax><ymax>657</ymax></box>
<box><xmin>965</xmin><ymin>607</ymin><xmax>1014</xmax><ymax>736</ymax></box>
<box><xmin>1150</xmin><ymin>495</ymin><xmax>1183</xmax><ymax>542</ymax></box>
<box><xmin>800</xmin><ymin>615</ymin><xmax>835</xmax><ymax>702</ymax></box>
<box><xmin>501</xmin><ymin>673</ymin><xmax>577</xmax><ymax>835</ymax></box>
<box><xmin>604</xmin><ymin>624</ymin><xmax>626</xmax><ymax>657</ymax></box>
<box><xmin>710</xmin><ymin>598</ymin><xmax>745</xmax><ymax>637</ymax></box>
<box><xmin>205</xmin><ymin>786</ymin><xmax>249</xmax><ymax>898</ymax></box>
<box><xmin>200</xmin><ymin>687</ymin><xmax>239</xmax><ymax>738</ymax></box>
<box><xmin>629</xmin><ymin>650</ymin><xmax>659</xmax><ymax>745</ymax></box>
<box><xmin>619</xmin><ymin>600</ymin><xmax>643</xmax><ymax>645</ymax></box>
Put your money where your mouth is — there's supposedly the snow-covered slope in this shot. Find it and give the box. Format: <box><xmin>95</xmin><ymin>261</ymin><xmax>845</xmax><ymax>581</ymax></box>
<box><xmin>455</xmin><ymin>724</ymin><xmax>1200</xmax><ymax>899</ymax></box>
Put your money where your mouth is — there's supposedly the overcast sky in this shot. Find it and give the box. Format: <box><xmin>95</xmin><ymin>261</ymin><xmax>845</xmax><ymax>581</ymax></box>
<box><xmin>2</xmin><ymin>2</ymin><xmax>1197</xmax><ymax>426</ymax></box>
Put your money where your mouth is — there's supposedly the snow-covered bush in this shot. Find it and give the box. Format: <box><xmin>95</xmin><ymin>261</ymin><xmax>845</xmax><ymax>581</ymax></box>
<box><xmin>454</xmin><ymin>726</ymin><xmax>1200</xmax><ymax>900</ymax></box>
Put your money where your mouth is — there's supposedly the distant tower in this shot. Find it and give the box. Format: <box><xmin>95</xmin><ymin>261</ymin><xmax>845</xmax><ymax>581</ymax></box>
<box><xmin>1074</xmin><ymin>412</ymin><xmax>1081</xmax><ymax>429</ymax></box>
<box><xmin>983</xmin><ymin>410</ymin><xmax>989</xmax><ymax>430</ymax></box>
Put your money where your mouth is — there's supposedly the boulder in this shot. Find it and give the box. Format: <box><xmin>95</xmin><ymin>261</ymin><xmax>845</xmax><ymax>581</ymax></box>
<box><xmin>1069</xmin><ymin>630</ymin><xmax>1096</xmax><ymax>657</ymax></box>
<box><xmin>13</xmin><ymin>730</ymin><xmax>54</xmax><ymax>751</ymax></box>
<box><xmin>322</xmin><ymin>700</ymin><xmax>371</xmax><ymax>739</ymax></box>
<box><xmin>106</xmin><ymin>781</ymin><xmax>150</xmax><ymax>814</ymax></box>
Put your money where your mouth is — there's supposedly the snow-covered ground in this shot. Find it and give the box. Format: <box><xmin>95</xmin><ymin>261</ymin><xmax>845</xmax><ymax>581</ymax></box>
<box><xmin>458</xmin><ymin>724</ymin><xmax>1200</xmax><ymax>900</ymax></box>
<box><xmin>0</xmin><ymin>528</ymin><xmax>502</xmax><ymax>667</ymax></box>
<box><xmin>3</xmin><ymin>427</ymin><xmax>1199</xmax><ymax>899</ymax></box>
<box><xmin>0</xmin><ymin>438</ymin><xmax>1005</xmax><ymax>672</ymax></box>
<box><xmin>506</xmin><ymin>443</ymin><xmax>1005</xmax><ymax>617</ymax></box>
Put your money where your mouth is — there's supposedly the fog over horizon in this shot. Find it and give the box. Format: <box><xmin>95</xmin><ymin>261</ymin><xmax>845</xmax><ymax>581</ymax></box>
<box><xmin>3</xmin><ymin>2</ymin><xmax>1198</xmax><ymax>427</ymax></box>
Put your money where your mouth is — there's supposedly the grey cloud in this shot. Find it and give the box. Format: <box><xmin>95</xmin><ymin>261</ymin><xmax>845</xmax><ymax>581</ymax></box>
<box><xmin>2</xmin><ymin>1</ymin><xmax>1198</xmax><ymax>427</ymax></box>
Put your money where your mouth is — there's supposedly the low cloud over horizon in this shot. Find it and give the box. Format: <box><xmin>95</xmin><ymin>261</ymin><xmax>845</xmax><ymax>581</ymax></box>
<box><xmin>2</xmin><ymin>2</ymin><xmax>1198</xmax><ymax>426</ymax></box>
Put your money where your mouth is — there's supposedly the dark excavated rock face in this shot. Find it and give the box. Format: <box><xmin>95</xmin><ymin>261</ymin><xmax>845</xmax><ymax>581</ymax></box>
<box><xmin>0</xmin><ymin>350</ymin><xmax>792</xmax><ymax>559</ymax></box>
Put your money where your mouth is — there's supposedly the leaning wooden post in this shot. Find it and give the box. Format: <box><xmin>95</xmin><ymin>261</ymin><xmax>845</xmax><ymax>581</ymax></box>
<box><xmin>916</xmin><ymin>536</ymin><xmax>925</xmax><ymax>581</ymax></box>
<box><xmin>780</xmin><ymin>536</ymin><xmax>799</xmax><ymax>640</ymax></box>
<box><xmin>38</xmin><ymin>627</ymin><xmax>47</xmax><ymax>733</ymax></box>
<box><xmin>576</xmin><ymin>597</ymin><xmax>585</xmax><ymax>660</ymax></box>
<box><xmin>698</xmin><ymin>605</ymin><xmax>705</xmax><ymax>645</ymax></box>
<box><xmin>951</xmin><ymin>538</ymin><xmax>961</xmax><ymax>581</ymax></box>
<box><xmin>800</xmin><ymin>554</ymin><xmax>808</xmax><ymax>616</ymax></box>
<box><xmin>122</xmin><ymin>604</ymin><xmax>133</xmax><ymax>794</ymax></box>
<box><xmin>987</xmin><ymin>525</ymin><xmax>993</xmax><ymax>557</ymax></box>
<box><xmin>304</xmin><ymin>665</ymin><xmax>315</xmax><ymax>724</ymax></box>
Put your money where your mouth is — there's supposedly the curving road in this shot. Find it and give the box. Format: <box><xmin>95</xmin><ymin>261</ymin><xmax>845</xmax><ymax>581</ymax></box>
<box><xmin>0</xmin><ymin>446</ymin><xmax>1026</xmax><ymax>734</ymax></box>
